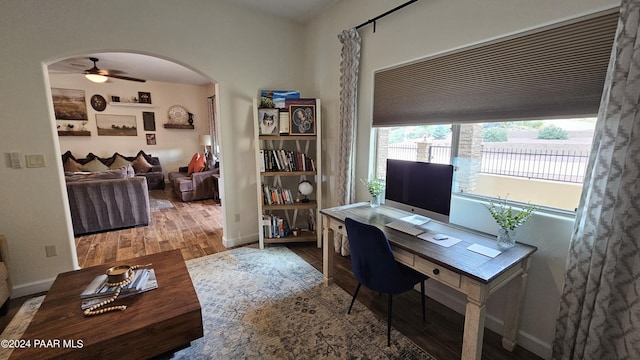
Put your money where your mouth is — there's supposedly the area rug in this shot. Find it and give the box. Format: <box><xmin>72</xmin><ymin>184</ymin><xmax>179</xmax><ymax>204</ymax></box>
<box><xmin>172</xmin><ymin>246</ymin><xmax>434</xmax><ymax>359</ymax></box>
<box><xmin>149</xmin><ymin>198</ymin><xmax>174</xmax><ymax>211</ymax></box>
<box><xmin>0</xmin><ymin>295</ymin><xmax>44</xmax><ymax>359</ymax></box>
<box><xmin>0</xmin><ymin>247</ymin><xmax>435</xmax><ymax>359</ymax></box>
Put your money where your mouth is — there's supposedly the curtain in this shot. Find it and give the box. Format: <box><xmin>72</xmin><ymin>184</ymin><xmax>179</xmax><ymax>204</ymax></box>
<box><xmin>335</xmin><ymin>28</ymin><xmax>361</xmax><ymax>256</ymax></box>
<box><xmin>207</xmin><ymin>96</ymin><xmax>219</xmax><ymax>160</ymax></box>
<box><xmin>553</xmin><ymin>1</ymin><xmax>640</xmax><ymax>359</ymax></box>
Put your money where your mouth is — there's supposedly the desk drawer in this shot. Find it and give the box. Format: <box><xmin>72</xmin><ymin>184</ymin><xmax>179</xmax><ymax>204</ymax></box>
<box><xmin>391</xmin><ymin>247</ymin><xmax>415</xmax><ymax>267</ymax></box>
<box><xmin>414</xmin><ymin>257</ymin><xmax>461</xmax><ymax>288</ymax></box>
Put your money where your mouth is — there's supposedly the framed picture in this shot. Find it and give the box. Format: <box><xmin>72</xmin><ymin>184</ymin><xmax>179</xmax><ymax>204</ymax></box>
<box><xmin>138</xmin><ymin>92</ymin><xmax>152</xmax><ymax>104</ymax></box>
<box><xmin>51</xmin><ymin>88</ymin><xmax>88</xmax><ymax>121</ymax></box>
<box><xmin>146</xmin><ymin>133</ymin><xmax>156</xmax><ymax>145</ymax></box>
<box><xmin>143</xmin><ymin>111</ymin><xmax>156</xmax><ymax>131</ymax></box>
<box><xmin>260</xmin><ymin>90</ymin><xmax>300</xmax><ymax>108</ymax></box>
<box><xmin>95</xmin><ymin>114</ymin><xmax>137</xmax><ymax>136</ymax></box>
<box><xmin>257</xmin><ymin>108</ymin><xmax>279</xmax><ymax>135</ymax></box>
<box><xmin>289</xmin><ymin>105</ymin><xmax>316</xmax><ymax>135</ymax></box>
<box><xmin>279</xmin><ymin>110</ymin><xmax>290</xmax><ymax>135</ymax></box>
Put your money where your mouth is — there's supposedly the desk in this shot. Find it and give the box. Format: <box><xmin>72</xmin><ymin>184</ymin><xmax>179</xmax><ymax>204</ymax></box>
<box><xmin>321</xmin><ymin>203</ymin><xmax>537</xmax><ymax>360</ymax></box>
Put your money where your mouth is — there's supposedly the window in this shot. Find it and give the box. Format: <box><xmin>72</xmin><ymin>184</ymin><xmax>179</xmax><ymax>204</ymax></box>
<box><xmin>375</xmin><ymin>118</ymin><xmax>595</xmax><ymax>212</ymax></box>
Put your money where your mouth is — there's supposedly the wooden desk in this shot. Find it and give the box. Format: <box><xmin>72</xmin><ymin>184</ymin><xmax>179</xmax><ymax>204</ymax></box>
<box><xmin>11</xmin><ymin>250</ymin><xmax>203</xmax><ymax>360</ymax></box>
<box><xmin>321</xmin><ymin>203</ymin><xmax>537</xmax><ymax>360</ymax></box>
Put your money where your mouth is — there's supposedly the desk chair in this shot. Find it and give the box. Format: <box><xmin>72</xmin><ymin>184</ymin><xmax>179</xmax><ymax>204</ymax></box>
<box><xmin>344</xmin><ymin>217</ymin><xmax>428</xmax><ymax>346</ymax></box>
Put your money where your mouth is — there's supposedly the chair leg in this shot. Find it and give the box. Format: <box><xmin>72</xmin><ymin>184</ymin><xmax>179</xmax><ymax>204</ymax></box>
<box><xmin>420</xmin><ymin>280</ymin><xmax>426</xmax><ymax>322</ymax></box>
<box><xmin>387</xmin><ymin>294</ymin><xmax>393</xmax><ymax>347</ymax></box>
<box><xmin>348</xmin><ymin>282</ymin><xmax>362</xmax><ymax>314</ymax></box>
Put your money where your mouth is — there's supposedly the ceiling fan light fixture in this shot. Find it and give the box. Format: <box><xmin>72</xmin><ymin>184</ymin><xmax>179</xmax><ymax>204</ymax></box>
<box><xmin>85</xmin><ymin>73</ymin><xmax>108</xmax><ymax>83</ymax></box>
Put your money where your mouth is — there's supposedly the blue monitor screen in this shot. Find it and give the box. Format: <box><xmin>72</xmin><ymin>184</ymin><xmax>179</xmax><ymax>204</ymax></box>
<box><xmin>385</xmin><ymin>159</ymin><xmax>454</xmax><ymax>222</ymax></box>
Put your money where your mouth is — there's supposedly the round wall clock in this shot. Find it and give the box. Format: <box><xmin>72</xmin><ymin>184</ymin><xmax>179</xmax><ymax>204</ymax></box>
<box><xmin>90</xmin><ymin>94</ymin><xmax>107</xmax><ymax>112</ymax></box>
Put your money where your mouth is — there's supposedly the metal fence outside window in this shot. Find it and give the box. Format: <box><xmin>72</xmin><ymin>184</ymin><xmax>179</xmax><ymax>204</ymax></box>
<box><xmin>387</xmin><ymin>144</ymin><xmax>590</xmax><ymax>183</ymax></box>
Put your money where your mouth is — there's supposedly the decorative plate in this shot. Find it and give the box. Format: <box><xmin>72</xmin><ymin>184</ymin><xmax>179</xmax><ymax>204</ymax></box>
<box><xmin>90</xmin><ymin>94</ymin><xmax>107</xmax><ymax>112</ymax></box>
<box><xmin>168</xmin><ymin>105</ymin><xmax>188</xmax><ymax>124</ymax></box>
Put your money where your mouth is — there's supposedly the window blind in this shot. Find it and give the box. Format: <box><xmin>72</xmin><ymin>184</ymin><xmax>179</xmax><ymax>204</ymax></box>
<box><xmin>372</xmin><ymin>11</ymin><xmax>618</xmax><ymax>127</ymax></box>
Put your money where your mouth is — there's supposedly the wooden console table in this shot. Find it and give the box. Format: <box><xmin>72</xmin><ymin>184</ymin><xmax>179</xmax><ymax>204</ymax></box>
<box><xmin>11</xmin><ymin>249</ymin><xmax>202</xmax><ymax>359</ymax></box>
<box><xmin>321</xmin><ymin>203</ymin><xmax>537</xmax><ymax>360</ymax></box>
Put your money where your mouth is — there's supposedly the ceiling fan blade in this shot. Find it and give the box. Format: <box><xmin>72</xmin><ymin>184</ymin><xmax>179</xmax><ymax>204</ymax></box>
<box><xmin>105</xmin><ymin>74</ymin><xmax>146</xmax><ymax>82</ymax></box>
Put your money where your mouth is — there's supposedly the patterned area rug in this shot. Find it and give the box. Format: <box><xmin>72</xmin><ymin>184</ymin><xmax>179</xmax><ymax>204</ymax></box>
<box><xmin>0</xmin><ymin>247</ymin><xmax>435</xmax><ymax>359</ymax></box>
<box><xmin>173</xmin><ymin>246</ymin><xmax>434</xmax><ymax>359</ymax></box>
<box><xmin>149</xmin><ymin>198</ymin><xmax>174</xmax><ymax>211</ymax></box>
<box><xmin>0</xmin><ymin>295</ymin><xmax>44</xmax><ymax>359</ymax></box>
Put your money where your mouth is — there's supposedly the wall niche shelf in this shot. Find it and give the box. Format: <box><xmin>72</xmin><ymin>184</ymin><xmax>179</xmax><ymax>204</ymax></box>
<box><xmin>110</xmin><ymin>102</ymin><xmax>154</xmax><ymax>108</ymax></box>
<box><xmin>58</xmin><ymin>130</ymin><xmax>91</xmax><ymax>136</ymax></box>
<box><xmin>163</xmin><ymin>124</ymin><xmax>194</xmax><ymax>129</ymax></box>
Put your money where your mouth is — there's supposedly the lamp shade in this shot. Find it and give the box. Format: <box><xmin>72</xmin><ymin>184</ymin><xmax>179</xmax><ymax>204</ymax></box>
<box><xmin>199</xmin><ymin>135</ymin><xmax>212</xmax><ymax>146</ymax></box>
<box><xmin>85</xmin><ymin>74</ymin><xmax>108</xmax><ymax>83</ymax></box>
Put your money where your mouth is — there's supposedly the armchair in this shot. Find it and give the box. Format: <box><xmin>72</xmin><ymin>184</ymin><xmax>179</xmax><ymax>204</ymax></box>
<box><xmin>0</xmin><ymin>234</ymin><xmax>12</xmax><ymax>315</ymax></box>
<box><xmin>168</xmin><ymin>154</ymin><xmax>219</xmax><ymax>202</ymax></box>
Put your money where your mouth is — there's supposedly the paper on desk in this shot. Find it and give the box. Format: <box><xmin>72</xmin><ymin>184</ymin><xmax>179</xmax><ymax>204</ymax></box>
<box><xmin>467</xmin><ymin>244</ymin><xmax>501</xmax><ymax>258</ymax></box>
<box><xmin>417</xmin><ymin>232</ymin><xmax>461</xmax><ymax>247</ymax></box>
<box><xmin>400</xmin><ymin>214</ymin><xmax>430</xmax><ymax>225</ymax></box>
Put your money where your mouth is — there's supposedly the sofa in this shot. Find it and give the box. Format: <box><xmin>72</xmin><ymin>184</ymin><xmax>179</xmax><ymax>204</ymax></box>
<box><xmin>168</xmin><ymin>153</ymin><xmax>219</xmax><ymax>202</ymax></box>
<box><xmin>0</xmin><ymin>234</ymin><xmax>11</xmax><ymax>315</ymax></box>
<box><xmin>65</xmin><ymin>167</ymin><xmax>151</xmax><ymax>236</ymax></box>
<box><xmin>62</xmin><ymin>150</ymin><xmax>164</xmax><ymax>190</ymax></box>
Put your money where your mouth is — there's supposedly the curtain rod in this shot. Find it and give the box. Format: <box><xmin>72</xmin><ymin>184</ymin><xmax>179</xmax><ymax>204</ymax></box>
<box><xmin>355</xmin><ymin>0</ymin><xmax>419</xmax><ymax>32</ymax></box>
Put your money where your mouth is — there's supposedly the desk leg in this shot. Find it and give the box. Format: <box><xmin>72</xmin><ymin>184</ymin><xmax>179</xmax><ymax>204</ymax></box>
<box><xmin>462</xmin><ymin>298</ymin><xmax>486</xmax><ymax>360</ymax></box>
<box><xmin>502</xmin><ymin>263</ymin><xmax>530</xmax><ymax>351</ymax></box>
<box><xmin>322</xmin><ymin>215</ymin><xmax>334</xmax><ymax>286</ymax></box>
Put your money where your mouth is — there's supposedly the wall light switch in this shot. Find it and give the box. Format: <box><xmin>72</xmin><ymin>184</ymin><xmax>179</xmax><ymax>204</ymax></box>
<box><xmin>26</xmin><ymin>154</ymin><xmax>45</xmax><ymax>168</ymax></box>
<box><xmin>7</xmin><ymin>152</ymin><xmax>21</xmax><ymax>168</ymax></box>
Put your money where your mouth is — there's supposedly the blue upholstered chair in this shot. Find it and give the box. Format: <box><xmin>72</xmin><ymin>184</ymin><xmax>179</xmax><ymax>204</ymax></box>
<box><xmin>345</xmin><ymin>217</ymin><xmax>429</xmax><ymax>346</ymax></box>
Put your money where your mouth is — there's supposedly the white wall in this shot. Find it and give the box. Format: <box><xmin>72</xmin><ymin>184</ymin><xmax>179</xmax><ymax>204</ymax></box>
<box><xmin>307</xmin><ymin>0</ymin><xmax>619</xmax><ymax>358</ymax></box>
<box><xmin>0</xmin><ymin>0</ymin><xmax>305</xmax><ymax>296</ymax></box>
<box><xmin>51</xmin><ymin>73</ymin><xmax>211</xmax><ymax>176</ymax></box>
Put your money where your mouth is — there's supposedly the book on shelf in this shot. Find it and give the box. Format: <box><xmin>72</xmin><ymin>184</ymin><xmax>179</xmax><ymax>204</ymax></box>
<box><xmin>262</xmin><ymin>215</ymin><xmax>290</xmax><ymax>238</ymax></box>
<box><xmin>80</xmin><ymin>269</ymin><xmax>158</xmax><ymax>310</ymax></box>
<box><xmin>260</xmin><ymin>149</ymin><xmax>314</xmax><ymax>172</ymax></box>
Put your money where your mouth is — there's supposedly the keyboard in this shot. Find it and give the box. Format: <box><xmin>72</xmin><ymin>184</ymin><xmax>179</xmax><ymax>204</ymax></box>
<box><xmin>385</xmin><ymin>221</ymin><xmax>425</xmax><ymax>236</ymax></box>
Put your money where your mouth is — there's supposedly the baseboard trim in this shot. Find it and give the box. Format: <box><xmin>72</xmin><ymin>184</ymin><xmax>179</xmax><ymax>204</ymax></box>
<box><xmin>422</xmin><ymin>283</ymin><xmax>552</xmax><ymax>359</ymax></box>
<box><xmin>222</xmin><ymin>233</ymin><xmax>258</xmax><ymax>248</ymax></box>
<box><xmin>12</xmin><ymin>277</ymin><xmax>55</xmax><ymax>298</ymax></box>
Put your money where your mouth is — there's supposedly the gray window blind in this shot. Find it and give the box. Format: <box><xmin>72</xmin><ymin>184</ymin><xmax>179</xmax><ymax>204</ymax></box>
<box><xmin>372</xmin><ymin>11</ymin><xmax>618</xmax><ymax>127</ymax></box>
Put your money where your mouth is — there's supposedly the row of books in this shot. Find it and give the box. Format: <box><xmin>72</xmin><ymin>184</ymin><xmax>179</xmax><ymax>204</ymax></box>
<box><xmin>259</xmin><ymin>149</ymin><xmax>315</xmax><ymax>172</ymax></box>
<box><xmin>262</xmin><ymin>214</ymin><xmax>291</xmax><ymax>238</ymax></box>
<box><xmin>262</xmin><ymin>185</ymin><xmax>295</xmax><ymax>205</ymax></box>
<box><xmin>80</xmin><ymin>268</ymin><xmax>158</xmax><ymax>310</ymax></box>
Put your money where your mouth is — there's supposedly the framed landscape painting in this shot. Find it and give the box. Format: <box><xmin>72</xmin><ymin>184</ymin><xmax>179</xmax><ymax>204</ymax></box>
<box><xmin>96</xmin><ymin>114</ymin><xmax>137</xmax><ymax>136</ymax></box>
<box><xmin>51</xmin><ymin>88</ymin><xmax>88</xmax><ymax>121</ymax></box>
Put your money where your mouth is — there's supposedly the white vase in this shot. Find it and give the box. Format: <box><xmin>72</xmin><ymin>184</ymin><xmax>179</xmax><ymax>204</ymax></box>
<box><xmin>370</xmin><ymin>194</ymin><xmax>381</xmax><ymax>208</ymax></box>
<box><xmin>497</xmin><ymin>228</ymin><xmax>516</xmax><ymax>250</ymax></box>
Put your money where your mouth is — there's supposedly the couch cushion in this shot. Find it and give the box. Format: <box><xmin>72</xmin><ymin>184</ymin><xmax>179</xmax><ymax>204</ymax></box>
<box><xmin>173</xmin><ymin>177</ymin><xmax>193</xmax><ymax>192</ymax></box>
<box><xmin>80</xmin><ymin>158</ymin><xmax>109</xmax><ymax>172</ymax></box>
<box><xmin>132</xmin><ymin>154</ymin><xmax>153</xmax><ymax>173</ymax></box>
<box><xmin>64</xmin><ymin>157</ymin><xmax>82</xmax><ymax>172</ymax></box>
<box><xmin>109</xmin><ymin>154</ymin><xmax>132</xmax><ymax>169</ymax></box>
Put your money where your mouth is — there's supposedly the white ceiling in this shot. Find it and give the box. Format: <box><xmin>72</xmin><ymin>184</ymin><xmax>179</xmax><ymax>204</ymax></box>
<box><xmin>47</xmin><ymin>0</ymin><xmax>339</xmax><ymax>86</ymax></box>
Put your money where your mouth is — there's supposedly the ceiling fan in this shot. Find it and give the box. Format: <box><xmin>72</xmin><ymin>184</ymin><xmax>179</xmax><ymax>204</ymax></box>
<box><xmin>84</xmin><ymin>57</ymin><xmax>146</xmax><ymax>83</ymax></box>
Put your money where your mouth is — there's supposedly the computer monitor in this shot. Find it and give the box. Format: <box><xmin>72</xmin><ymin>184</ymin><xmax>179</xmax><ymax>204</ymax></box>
<box><xmin>384</xmin><ymin>159</ymin><xmax>454</xmax><ymax>223</ymax></box>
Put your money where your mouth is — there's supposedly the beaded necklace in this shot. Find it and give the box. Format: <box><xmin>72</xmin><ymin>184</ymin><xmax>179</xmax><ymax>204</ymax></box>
<box><xmin>83</xmin><ymin>264</ymin><xmax>150</xmax><ymax>316</ymax></box>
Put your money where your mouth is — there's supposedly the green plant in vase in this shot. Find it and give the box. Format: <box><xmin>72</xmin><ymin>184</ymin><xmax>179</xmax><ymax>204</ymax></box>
<box><xmin>361</xmin><ymin>178</ymin><xmax>385</xmax><ymax>208</ymax></box>
<box><xmin>484</xmin><ymin>197</ymin><xmax>536</xmax><ymax>250</ymax></box>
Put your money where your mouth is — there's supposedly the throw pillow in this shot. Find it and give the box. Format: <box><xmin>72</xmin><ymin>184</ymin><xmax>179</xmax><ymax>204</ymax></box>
<box><xmin>109</xmin><ymin>154</ymin><xmax>132</xmax><ymax>170</ymax></box>
<box><xmin>64</xmin><ymin>157</ymin><xmax>82</xmax><ymax>172</ymax></box>
<box><xmin>80</xmin><ymin>158</ymin><xmax>109</xmax><ymax>172</ymax></box>
<box><xmin>187</xmin><ymin>153</ymin><xmax>199</xmax><ymax>175</ymax></box>
<box><xmin>132</xmin><ymin>154</ymin><xmax>153</xmax><ymax>174</ymax></box>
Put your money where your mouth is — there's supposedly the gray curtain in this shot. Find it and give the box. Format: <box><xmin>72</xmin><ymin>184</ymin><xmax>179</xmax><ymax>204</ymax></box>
<box><xmin>553</xmin><ymin>1</ymin><xmax>640</xmax><ymax>359</ymax></box>
<box><xmin>335</xmin><ymin>28</ymin><xmax>361</xmax><ymax>256</ymax></box>
<box><xmin>207</xmin><ymin>95</ymin><xmax>219</xmax><ymax>160</ymax></box>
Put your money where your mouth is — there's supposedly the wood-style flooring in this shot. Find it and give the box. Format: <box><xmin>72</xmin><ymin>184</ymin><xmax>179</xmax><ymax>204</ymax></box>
<box><xmin>2</xmin><ymin>187</ymin><xmax>543</xmax><ymax>360</ymax></box>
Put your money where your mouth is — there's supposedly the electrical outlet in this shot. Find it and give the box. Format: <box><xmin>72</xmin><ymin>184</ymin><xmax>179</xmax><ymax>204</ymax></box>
<box><xmin>234</xmin><ymin>213</ymin><xmax>240</xmax><ymax>222</ymax></box>
<box><xmin>45</xmin><ymin>245</ymin><xmax>57</xmax><ymax>257</ymax></box>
